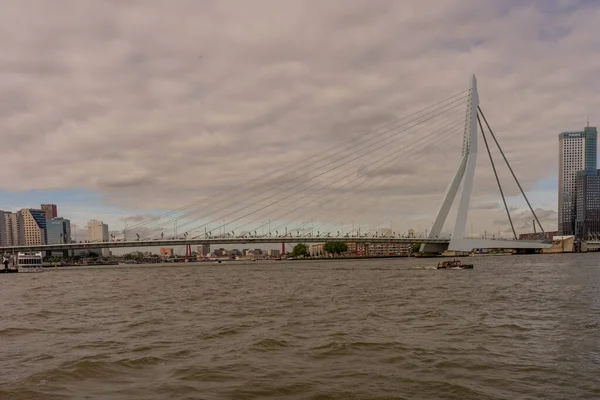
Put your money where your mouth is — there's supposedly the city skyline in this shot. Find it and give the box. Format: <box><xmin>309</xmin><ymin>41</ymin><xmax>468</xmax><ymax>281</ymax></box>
<box><xmin>1</xmin><ymin>1</ymin><xmax>599</xmax><ymax>237</ymax></box>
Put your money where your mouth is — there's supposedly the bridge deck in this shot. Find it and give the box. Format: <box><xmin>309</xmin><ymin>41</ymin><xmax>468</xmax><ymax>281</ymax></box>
<box><xmin>0</xmin><ymin>237</ymin><xmax>550</xmax><ymax>253</ymax></box>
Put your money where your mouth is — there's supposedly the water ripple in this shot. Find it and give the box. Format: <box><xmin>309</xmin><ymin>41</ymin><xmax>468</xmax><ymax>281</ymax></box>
<box><xmin>1</xmin><ymin>255</ymin><xmax>600</xmax><ymax>399</ymax></box>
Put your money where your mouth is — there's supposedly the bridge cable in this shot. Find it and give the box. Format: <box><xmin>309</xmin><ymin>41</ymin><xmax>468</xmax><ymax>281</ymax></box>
<box><xmin>203</xmin><ymin>115</ymin><xmax>465</xmax><ymax>239</ymax></box>
<box><xmin>478</xmin><ymin>106</ymin><xmax>546</xmax><ymax>234</ymax></box>
<box><xmin>146</xmin><ymin>101</ymin><xmax>467</xmax><ymax>239</ymax></box>
<box><xmin>235</xmin><ymin>113</ymin><xmax>465</xmax><ymax>235</ymax></box>
<box><xmin>124</xmin><ymin>90</ymin><xmax>470</xmax><ymax>233</ymax></box>
<box><xmin>311</xmin><ymin>134</ymin><xmax>461</xmax><ymax>240</ymax></box>
<box><xmin>253</xmin><ymin>127</ymin><xmax>461</xmax><ymax>239</ymax></box>
<box><xmin>268</xmin><ymin>119</ymin><xmax>465</xmax><ymax>238</ymax></box>
<box><xmin>185</xmin><ymin>111</ymin><xmax>464</xmax><ymax>237</ymax></box>
<box><xmin>142</xmin><ymin>96</ymin><xmax>469</xmax><ymax>237</ymax></box>
<box><xmin>477</xmin><ymin>113</ymin><xmax>517</xmax><ymax>240</ymax></box>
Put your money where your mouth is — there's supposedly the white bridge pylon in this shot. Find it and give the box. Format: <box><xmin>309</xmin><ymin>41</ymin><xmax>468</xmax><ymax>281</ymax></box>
<box><xmin>421</xmin><ymin>75</ymin><xmax>549</xmax><ymax>253</ymax></box>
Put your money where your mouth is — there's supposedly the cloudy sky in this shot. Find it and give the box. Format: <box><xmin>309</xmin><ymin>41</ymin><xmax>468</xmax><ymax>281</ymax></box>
<box><xmin>1</xmin><ymin>0</ymin><xmax>599</xmax><ymax>242</ymax></box>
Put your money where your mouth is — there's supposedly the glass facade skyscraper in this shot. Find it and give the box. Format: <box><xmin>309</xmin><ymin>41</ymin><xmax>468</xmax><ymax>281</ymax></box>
<box><xmin>559</xmin><ymin>126</ymin><xmax>599</xmax><ymax>237</ymax></box>
<box><xmin>584</xmin><ymin>126</ymin><xmax>598</xmax><ymax>175</ymax></box>
<box><xmin>46</xmin><ymin>217</ymin><xmax>71</xmax><ymax>245</ymax></box>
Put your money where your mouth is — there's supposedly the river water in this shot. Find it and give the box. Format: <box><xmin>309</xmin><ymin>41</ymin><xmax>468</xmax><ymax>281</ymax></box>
<box><xmin>1</xmin><ymin>254</ymin><xmax>599</xmax><ymax>399</ymax></box>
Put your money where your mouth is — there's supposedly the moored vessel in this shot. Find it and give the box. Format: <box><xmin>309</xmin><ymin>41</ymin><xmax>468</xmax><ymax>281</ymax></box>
<box><xmin>17</xmin><ymin>252</ymin><xmax>44</xmax><ymax>273</ymax></box>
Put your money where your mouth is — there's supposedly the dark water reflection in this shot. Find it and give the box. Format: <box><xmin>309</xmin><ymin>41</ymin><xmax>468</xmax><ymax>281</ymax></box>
<box><xmin>1</xmin><ymin>254</ymin><xmax>599</xmax><ymax>399</ymax></box>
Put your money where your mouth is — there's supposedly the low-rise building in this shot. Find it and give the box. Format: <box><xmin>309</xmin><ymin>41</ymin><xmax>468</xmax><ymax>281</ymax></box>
<box><xmin>198</xmin><ymin>244</ymin><xmax>210</xmax><ymax>256</ymax></box>
<box><xmin>518</xmin><ymin>231</ymin><xmax>558</xmax><ymax>241</ymax></box>
<box><xmin>160</xmin><ymin>248</ymin><xmax>174</xmax><ymax>257</ymax></box>
<box><xmin>543</xmin><ymin>235</ymin><xmax>574</xmax><ymax>253</ymax></box>
<box><xmin>267</xmin><ymin>249</ymin><xmax>281</xmax><ymax>257</ymax></box>
<box><xmin>213</xmin><ymin>248</ymin><xmax>226</xmax><ymax>257</ymax></box>
<box><xmin>311</xmin><ymin>241</ymin><xmax>411</xmax><ymax>257</ymax></box>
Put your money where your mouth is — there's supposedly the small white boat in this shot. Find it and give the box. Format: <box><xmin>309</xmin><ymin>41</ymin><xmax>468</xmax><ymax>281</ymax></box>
<box><xmin>17</xmin><ymin>252</ymin><xmax>44</xmax><ymax>273</ymax></box>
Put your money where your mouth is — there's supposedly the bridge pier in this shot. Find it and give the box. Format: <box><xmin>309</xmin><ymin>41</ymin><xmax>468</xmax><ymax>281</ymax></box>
<box><xmin>419</xmin><ymin>242</ymin><xmax>448</xmax><ymax>255</ymax></box>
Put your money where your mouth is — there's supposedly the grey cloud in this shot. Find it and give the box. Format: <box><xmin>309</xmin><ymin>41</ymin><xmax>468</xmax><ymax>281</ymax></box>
<box><xmin>120</xmin><ymin>214</ymin><xmax>155</xmax><ymax>223</ymax></box>
<box><xmin>1</xmin><ymin>0</ymin><xmax>599</xmax><ymax>235</ymax></box>
<box><xmin>471</xmin><ymin>202</ymin><xmax>500</xmax><ymax>211</ymax></box>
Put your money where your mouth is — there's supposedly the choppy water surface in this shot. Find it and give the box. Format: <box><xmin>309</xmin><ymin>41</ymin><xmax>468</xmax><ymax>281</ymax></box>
<box><xmin>1</xmin><ymin>254</ymin><xmax>600</xmax><ymax>399</ymax></box>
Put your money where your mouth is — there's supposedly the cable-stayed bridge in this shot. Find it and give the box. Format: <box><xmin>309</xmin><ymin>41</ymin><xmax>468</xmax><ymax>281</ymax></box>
<box><xmin>1</xmin><ymin>75</ymin><xmax>551</xmax><ymax>255</ymax></box>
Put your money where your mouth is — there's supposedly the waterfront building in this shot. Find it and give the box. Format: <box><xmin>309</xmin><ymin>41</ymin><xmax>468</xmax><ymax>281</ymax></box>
<box><xmin>575</xmin><ymin>169</ymin><xmax>600</xmax><ymax>239</ymax></box>
<box><xmin>558</xmin><ymin>126</ymin><xmax>598</xmax><ymax>236</ymax></box>
<box><xmin>197</xmin><ymin>244</ymin><xmax>210</xmax><ymax>256</ymax></box>
<box><xmin>87</xmin><ymin>220</ymin><xmax>109</xmax><ymax>243</ymax></box>
<box><xmin>213</xmin><ymin>248</ymin><xmax>226</xmax><ymax>257</ymax></box>
<box><xmin>0</xmin><ymin>210</ymin><xmax>6</xmax><ymax>247</ymax></box>
<box><xmin>311</xmin><ymin>242</ymin><xmax>411</xmax><ymax>257</ymax></box>
<box><xmin>0</xmin><ymin>210</ymin><xmax>11</xmax><ymax>247</ymax></box>
<box><xmin>267</xmin><ymin>249</ymin><xmax>281</xmax><ymax>257</ymax></box>
<box><xmin>518</xmin><ymin>231</ymin><xmax>558</xmax><ymax>241</ymax></box>
<box><xmin>46</xmin><ymin>217</ymin><xmax>71</xmax><ymax>245</ymax></box>
<box><xmin>41</xmin><ymin>204</ymin><xmax>58</xmax><ymax>220</ymax></box>
<box><xmin>3</xmin><ymin>212</ymin><xmax>18</xmax><ymax>246</ymax></box>
<box><xmin>17</xmin><ymin>208</ymin><xmax>47</xmax><ymax>246</ymax></box>
<box><xmin>87</xmin><ymin>219</ymin><xmax>109</xmax><ymax>256</ymax></box>
<box><xmin>160</xmin><ymin>248</ymin><xmax>174</xmax><ymax>257</ymax></box>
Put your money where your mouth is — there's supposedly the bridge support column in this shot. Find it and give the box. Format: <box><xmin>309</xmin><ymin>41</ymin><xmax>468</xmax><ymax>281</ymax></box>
<box><xmin>421</xmin><ymin>75</ymin><xmax>479</xmax><ymax>254</ymax></box>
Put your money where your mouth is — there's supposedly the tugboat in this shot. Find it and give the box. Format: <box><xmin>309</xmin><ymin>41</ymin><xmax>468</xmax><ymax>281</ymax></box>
<box><xmin>437</xmin><ymin>259</ymin><xmax>473</xmax><ymax>269</ymax></box>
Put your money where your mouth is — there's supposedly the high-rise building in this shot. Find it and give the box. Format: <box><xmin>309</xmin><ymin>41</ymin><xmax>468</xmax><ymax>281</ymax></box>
<box><xmin>17</xmin><ymin>209</ymin><xmax>47</xmax><ymax>246</ymax></box>
<box><xmin>87</xmin><ymin>219</ymin><xmax>109</xmax><ymax>243</ymax></box>
<box><xmin>87</xmin><ymin>219</ymin><xmax>109</xmax><ymax>256</ymax></box>
<box><xmin>46</xmin><ymin>217</ymin><xmax>72</xmax><ymax>245</ymax></box>
<box><xmin>575</xmin><ymin>170</ymin><xmax>600</xmax><ymax>239</ymax></box>
<box><xmin>3</xmin><ymin>212</ymin><xmax>18</xmax><ymax>246</ymax></box>
<box><xmin>583</xmin><ymin>126</ymin><xmax>598</xmax><ymax>175</ymax></box>
<box><xmin>559</xmin><ymin>126</ymin><xmax>598</xmax><ymax>237</ymax></box>
<box><xmin>41</xmin><ymin>204</ymin><xmax>58</xmax><ymax>220</ymax></box>
<box><xmin>0</xmin><ymin>210</ymin><xmax>6</xmax><ymax>247</ymax></box>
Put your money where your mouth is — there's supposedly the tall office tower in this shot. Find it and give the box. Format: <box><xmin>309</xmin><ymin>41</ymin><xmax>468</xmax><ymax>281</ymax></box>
<box><xmin>559</xmin><ymin>126</ymin><xmax>598</xmax><ymax>236</ymax></box>
<box><xmin>575</xmin><ymin>126</ymin><xmax>600</xmax><ymax>239</ymax></box>
<box><xmin>3</xmin><ymin>212</ymin><xmax>18</xmax><ymax>246</ymax></box>
<box><xmin>88</xmin><ymin>219</ymin><xmax>110</xmax><ymax>256</ymax></box>
<box><xmin>17</xmin><ymin>208</ymin><xmax>47</xmax><ymax>246</ymax></box>
<box><xmin>0</xmin><ymin>210</ymin><xmax>6</xmax><ymax>247</ymax></box>
<box><xmin>47</xmin><ymin>217</ymin><xmax>72</xmax><ymax>244</ymax></box>
<box><xmin>87</xmin><ymin>219</ymin><xmax>109</xmax><ymax>243</ymax></box>
<box><xmin>41</xmin><ymin>204</ymin><xmax>58</xmax><ymax>220</ymax></box>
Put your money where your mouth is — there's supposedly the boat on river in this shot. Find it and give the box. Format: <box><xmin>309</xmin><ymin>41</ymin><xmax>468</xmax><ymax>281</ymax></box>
<box><xmin>437</xmin><ymin>259</ymin><xmax>473</xmax><ymax>270</ymax></box>
<box><xmin>17</xmin><ymin>252</ymin><xmax>44</xmax><ymax>273</ymax></box>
